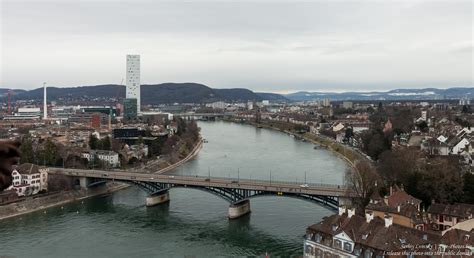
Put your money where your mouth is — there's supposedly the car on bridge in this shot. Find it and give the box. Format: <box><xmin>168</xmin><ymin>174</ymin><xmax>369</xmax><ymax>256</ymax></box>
<box><xmin>300</xmin><ymin>184</ymin><xmax>309</xmax><ymax>188</ymax></box>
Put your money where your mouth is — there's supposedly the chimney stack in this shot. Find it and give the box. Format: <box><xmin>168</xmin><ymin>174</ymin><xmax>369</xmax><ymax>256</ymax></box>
<box><xmin>384</xmin><ymin>215</ymin><xmax>393</xmax><ymax>228</ymax></box>
<box><xmin>347</xmin><ymin>208</ymin><xmax>356</xmax><ymax>218</ymax></box>
<box><xmin>338</xmin><ymin>206</ymin><xmax>346</xmax><ymax>216</ymax></box>
<box><xmin>365</xmin><ymin>211</ymin><xmax>374</xmax><ymax>223</ymax></box>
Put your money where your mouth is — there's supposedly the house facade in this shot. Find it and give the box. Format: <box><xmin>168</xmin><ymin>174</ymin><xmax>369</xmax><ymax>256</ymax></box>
<box><xmin>9</xmin><ymin>163</ymin><xmax>48</xmax><ymax>197</ymax></box>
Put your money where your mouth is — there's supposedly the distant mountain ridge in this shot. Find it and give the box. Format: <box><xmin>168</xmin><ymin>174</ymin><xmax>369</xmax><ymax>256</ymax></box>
<box><xmin>3</xmin><ymin>84</ymin><xmax>472</xmax><ymax>104</ymax></box>
<box><xmin>285</xmin><ymin>87</ymin><xmax>474</xmax><ymax>101</ymax></box>
<box><xmin>4</xmin><ymin>83</ymin><xmax>289</xmax><ymax>104</ymax></box>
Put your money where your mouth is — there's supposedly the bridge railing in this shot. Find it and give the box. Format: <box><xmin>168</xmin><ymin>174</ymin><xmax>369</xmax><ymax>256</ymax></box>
<box><xmin>50</xmin><ymin>167</ymin><xmax>349</xmax><ymax>190</ymax></box>
<box><xmin>187</xmin><ymin>175</ymin><xmax>345</xmax><ymax>189</ymax></box>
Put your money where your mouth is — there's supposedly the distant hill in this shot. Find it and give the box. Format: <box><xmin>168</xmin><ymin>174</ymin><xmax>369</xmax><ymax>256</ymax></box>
<box><xmin>285</xmin><ymin>87</ymin><xmax>474</xmax><ymax>101</ymax></box>
<box><xmin>256</xmin><ymin>92</ymin><xmax>290</xmax><ymax>102</ymax></box>
<box><xmin>5</xmin><ymin>83</ymin><xmax>288</xmax><ymax>104</ymax></box>
<box><xmin>0</xmin><ymin>88</ymin><xmax>26</xmax><ymax>97</ymax></box>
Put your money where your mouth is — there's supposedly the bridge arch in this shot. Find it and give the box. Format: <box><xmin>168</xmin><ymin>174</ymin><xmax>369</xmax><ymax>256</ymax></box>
<box><xmin>121</xmin><ymin>180</ymin><xmax>339</xmax><ymax>211</ymax></box>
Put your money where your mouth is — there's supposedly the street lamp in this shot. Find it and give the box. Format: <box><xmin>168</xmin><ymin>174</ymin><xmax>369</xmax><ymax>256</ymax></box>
<box><xmin>237</xmin><ymin>168</ymin><xmax>240</xmax><ymax>182</ymax></box>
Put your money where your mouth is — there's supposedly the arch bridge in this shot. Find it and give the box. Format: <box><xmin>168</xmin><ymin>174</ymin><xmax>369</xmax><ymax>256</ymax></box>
<box><xmin>49</xmin><ymin>168</ymin><xmax>353</xmax><ymax>219</ymax></box>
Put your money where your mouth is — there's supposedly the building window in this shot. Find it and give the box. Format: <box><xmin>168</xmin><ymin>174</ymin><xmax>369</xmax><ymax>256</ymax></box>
<box><xmin>314</xmin><ymin>233</ymin><xmax>322</xmax><ymax>243</ymax></box>
<box><xmin>334</xmin><ymin>239</ymin><xmax>342</xmax><ymax>249</ymax></box>
<box><xmin>364</xmin><ymin>250</ymin><xmax>372</xmax><ymax>258</ymax></box>
<box><xmin>343</xmin><ymin>242</ymin><xmax>352</xmax><ymax>252</ymax></box>
<box><xmin>354</xmin><ymin>248</ymin><xmax>361</xmax><ymax>256</ymax></box>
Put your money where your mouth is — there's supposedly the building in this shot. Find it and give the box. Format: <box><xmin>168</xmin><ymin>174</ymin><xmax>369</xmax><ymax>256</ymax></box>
<box><xmin>321</xmin><ymin>98</ymin><xmax>331</xmax><ymax>107</ymax></box>
<box><xmin>10</xmin><ymin>163</ymin><xmax>48</xmax><ymax>196</ymax></box>
<box><xmin>3</xmin><ymin>107</ymin><xmax>42</xmax><ymax>120</ymax></box>
<box><xmin>342</xmin><ymin>101</ymin><xmax>353</xmax><ymax>109</ymax></box>
<box><xmin>69</xmin><ymin>113</ymin><xmax>108</xmax><ymax>129</ymax></box>
<box><xmin>82</xmin><ymin>150</ymin><xmax>120</xmax><ymax>167</ymax></box>
<box><xmin>123</xmin><ymin>98</ymin><xmax>138</xmax><ymax>121</ymax></box>
<box><xmin>366</xmin><ymin>186</ymin><xmax>424</xmax><ymax>230</ymax></box>
<box><xmin>113</xmin><ymin>128</ymin><xmax>146</xmax><ymax>139</ymax></box>
<box><xmin>126</xmin><ymin>54</ymin><xmax>140</xmax><ymax>113</ymax></box>
<box><xmin>427</xmin><ymin>203</ymin><xmax>474</xmax><ymax>231</ymax></box>
<box><xmin>304</xmin><ymin>207</ymin><xmax>441</xmax><ymax>258</ymax></box>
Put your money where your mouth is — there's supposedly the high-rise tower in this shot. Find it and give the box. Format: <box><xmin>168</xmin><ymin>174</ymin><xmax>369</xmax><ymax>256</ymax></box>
<box><xmin>43</xmin><ymin>82</ymin><xmax>47</xmax><ymax>119</ymax></box>
<box><xmin>126</xmin><ymin>54</ymin><xmax>140</xmax><ymax>113</ymax></box>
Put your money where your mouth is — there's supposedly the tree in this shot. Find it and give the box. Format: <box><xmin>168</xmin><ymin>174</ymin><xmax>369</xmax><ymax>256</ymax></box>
<box><xmin>360</xmin><ymin>128</ymin><xmax>391</xmax><ymax>160</ymax></box>
<box><xmin>462</xmin><ymin>172</ymin><xmax>474</xmax><ymax>204</ymax></box>
<box><xmin>20</xmin><ymin>136</ymin><xmax>35</xmax><ymax>164</ymax></box>
<box><xmin>344</xmin><ymin>127</ymin><xmax>354</xmax><ymax>140</ymax></box>
<box><xmin>38</xmin><ymin>139</ymin><xmax>59</xmax><ymax>166</ymax></box>
<box><xmin>89</xmin><ymin>134</ymin><xmax>99</xmax><ymax>150</ymax></box>
<box><xmin>137</xmin><ymin>136</ymin><xmax>144</xmax><ymax>145</ymax></box>
<box><xmin>416</xmin><ymin>158</ymin><xmax>464</xmax><ymax>204</ymax></box>
<box><xmin>100</xmin><ymin>136</ymin><xmax>111</xmax><ymax>150</ymax></box>
<box><xmin>378</xmin><ymin>149</ymin><xmax>421</xmax><ymax>185</ymax></box>
<box><xmin>418</xmin><ymin>121</ymin><xmax>429</xmax><ymax>132</ymax></box>
<box><xmin>346</xmin><ymin>161</ymin><xmax>380</xmax><ymax>212</ymax></box>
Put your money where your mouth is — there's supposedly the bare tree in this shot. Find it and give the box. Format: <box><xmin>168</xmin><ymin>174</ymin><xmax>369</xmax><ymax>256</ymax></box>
<box><xmin>346</xmin><ymin>160</ymin><xmax>380</xmax><ymax>212</ymax></box>
<box><xmin>0</xmin><ymin>140</ymin><xmax>21</xmax><ymax>191</ymax></box>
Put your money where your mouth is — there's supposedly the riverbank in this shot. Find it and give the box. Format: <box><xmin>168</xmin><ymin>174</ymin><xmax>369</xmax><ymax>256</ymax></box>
<box><xmin>0</xmin><ymin>182</ymin><xmax>128</xmax><ymax>221</ymax></box>
<box><xmin>151</xmin><ymin>137</ymin><xmax>203</xmax><ymax>174</ymax></box>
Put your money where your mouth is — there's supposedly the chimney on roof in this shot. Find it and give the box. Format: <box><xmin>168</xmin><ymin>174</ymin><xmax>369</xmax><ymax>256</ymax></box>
<box><xmin>389</xmin><ymin>186</ymin><xmax>393</xmax><ymax>196</ymax></box>
<box><xmin>338</xmin><ymin>206</ymin><xmax>346</xmax><ymax>216</ymax></box>
<box><xmin>384</xmin><ymin>215</ymin><xmax>393</xmax><ymax>228</ymax></box>
<box><xmin>365</xmin><ymin>211</ymin><xmax>374</xmax><ymax>223</ymax></box>
<box><xmin>348</xmin><ymin>208</ymin><xmax>355</xmax><ymax>218</ymax></box>
<box><xmin>397</xmin><ymin>205</ymin><xmax>401</xmax><ymax>213</ymax></box>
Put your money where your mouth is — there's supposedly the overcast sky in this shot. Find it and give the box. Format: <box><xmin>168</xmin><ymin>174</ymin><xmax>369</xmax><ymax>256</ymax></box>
<box><xmin>0</xmin><ymin>0</ymin><xmax>472</xmax><ymax>93</ymax></box>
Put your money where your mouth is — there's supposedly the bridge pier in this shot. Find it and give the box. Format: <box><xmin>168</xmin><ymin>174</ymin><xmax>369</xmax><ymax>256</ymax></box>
<box><xmin>228</xmin><ymin>199</ymin><xmax>250</xmax><ymax>219</ymax></box>
<box><xmin>78</xmin><ymin>177</ymin><xmax>93</xmax><ymax>189</ymax></box>
<box><xmin>146</xmin><ymin>189</ymin><xmax>170</xmax><ymax>207</ymax></box>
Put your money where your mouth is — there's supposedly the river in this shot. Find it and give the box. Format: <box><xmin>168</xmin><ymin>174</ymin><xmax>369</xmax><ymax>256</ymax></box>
<box><xmin>0</xmin><ymin>121</ymin><xmax>347</xmax><ymax>257</ymax></box>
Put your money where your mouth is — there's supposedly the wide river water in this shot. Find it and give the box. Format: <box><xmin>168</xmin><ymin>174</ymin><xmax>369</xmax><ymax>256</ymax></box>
<box><xmin>0</xmin><ymin>121</ymin><xmax>347</xmax><ymax>257</ymax></box>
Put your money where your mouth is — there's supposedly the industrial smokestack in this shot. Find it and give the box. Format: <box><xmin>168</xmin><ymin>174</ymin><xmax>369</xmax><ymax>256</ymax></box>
<box><xmin>43</xmin><ymin>82</ymin><xmax>47</xmax><ymax>119</ymax></box>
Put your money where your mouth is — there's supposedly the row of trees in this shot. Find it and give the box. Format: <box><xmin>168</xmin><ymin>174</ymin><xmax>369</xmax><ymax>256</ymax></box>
<box><xmin>20</xmin><ymin>137</ymin><xmax>61</xmax><ymax>166</ymax></box>
<box><xmin>347</xmin><ymin>148</ymin><xmax>474</xmax><ymax>214</ymax></box>
<box><xmin>89</xmin><ymin>135</ymin><xmax>112</xmax><ymax>150</ymax></box>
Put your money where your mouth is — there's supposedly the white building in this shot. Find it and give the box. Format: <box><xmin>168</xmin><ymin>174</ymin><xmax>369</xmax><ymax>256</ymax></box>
<box><xmin>206</xmin><ymin>101</ymin><xmax>226</xmax><ymax>109</ymax></box>
<box><xmin>82</xmin><ymin>150</ymin><xmax>120</xmax><ymax>167</ymax></box>
<box><xmin>342</xmin><ymin>101</ymin><xmax>353</xmax><ymax>109</ymax></box>
<box><xmin>421</xmin><ymin>110</ymin><xmax>428</xmax><ymax>121</ymax></box>
<box><xmin>247</xmin><ymin>101</ymin><xmax>254</xmax><ymax>110</ymax></box>
<box><xmin>262</xmin><ymin>100</ymin><xmax>270</xmax><ymax>106</ymax></box>
<box><xmin>10</xmin><ymin>164</ymin><xmax>48</xmax><ymax>196</ymax></box>
<box><xmin>451</xmin><ymin>138</ymin><xmax>470</xmax><ymax>155</ymax></box>
<box><xmin>126</xmin><ymin>54</ymin><xmax>141</xmax><ymax>113</ymax></box>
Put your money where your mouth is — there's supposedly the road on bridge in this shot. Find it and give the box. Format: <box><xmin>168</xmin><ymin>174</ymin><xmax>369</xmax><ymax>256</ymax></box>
<box><xmin>49</xmin><ymin>168</ymin><xmax>353</xmax><ymax>197</ymax></box>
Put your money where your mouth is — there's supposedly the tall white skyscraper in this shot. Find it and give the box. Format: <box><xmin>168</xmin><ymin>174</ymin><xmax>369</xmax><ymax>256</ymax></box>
<box><xmin>126</xmin><ymin>54</ymin><xmax>140</xmax><ymax>113</ymax></box>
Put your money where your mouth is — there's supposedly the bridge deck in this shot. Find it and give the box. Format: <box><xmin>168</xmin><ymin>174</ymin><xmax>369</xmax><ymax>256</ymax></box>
<box><xmin>49</xmin><ymin>168</ymin><xmax>352</xmax><ymax>197</ymax></box>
